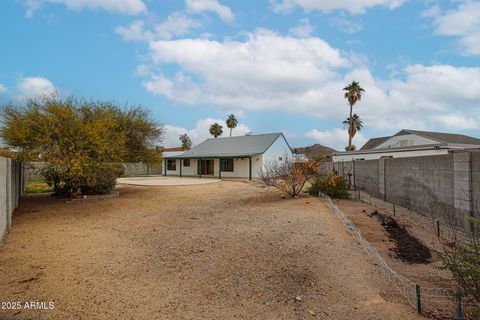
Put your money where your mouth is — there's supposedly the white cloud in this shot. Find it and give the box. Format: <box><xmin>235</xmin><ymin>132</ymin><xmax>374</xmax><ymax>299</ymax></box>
<box><xmin>16</xmin><ymin>77</ymin><xmax>58</xmax><ymax>101</ymax></box>
<box><xmin>329</xmin><ymin>12</ymin><xmax>363</xmax><ymax>33</ymax></box>
<box><xmin>155</xmin><ymin>12</ymin><xmax>202</xmax><ymax>39</ymax></box>
<box><xmin>289</xmin><ymin>18</ymin><xmax>314</xmax><ymax>37</ymax></box>
<box><xmin>306</xmin><ymin>128</ymin><xmax>367</xmax><ymax>151</ymax></box>
<box><xmin>163</xmin><ymin>117</ymin><xmax>251</xmax><ymax>147</ymax></box>
<box><xmin>428</xmin><ymin>1</ymin><xmax>480</xmax><ymax>56</ymax></box>
<box><xmin>271</xmin><ymin>0</ymin><xmax>406</xmax><ymax>15</ymax></box>
<box><xmin>0</xmin><ymin>84</ymin><xmax>6</xmax><ymax>94</ymax></box>
<box><xmin>23</xmin><ymin>0</ymin><xmax>147</xmax><ymax>17</ymax></box>
<box><xmin>144</xmin><ymin>29</ymin><xmax>349</xmax><ymax>115</ymax></box>
<box><xmin>432</xmin><ymin>115</ymin><xmax>478</xmax><ymax>130</ymax></box>
<box><xmin>186</xmin><ymin>0</ymin><xmax>234</xmax><ymax>22</ymax></box>
<box><xmin>115</xmin><ymin>20</ymin><xmax>149</xmax><ymax>41</ymax></box>
<box><xmin>138</xmin><ymin>28</ymin><xmax>480</xmax><ymax>134</ymax></box>
<box><xmin>116</xmin><ymin>13</ymin><xmax>202</xmax><ymax>42</ymax></box>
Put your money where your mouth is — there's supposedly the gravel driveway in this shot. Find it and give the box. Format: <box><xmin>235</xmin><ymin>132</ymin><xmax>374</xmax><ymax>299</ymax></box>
<box><xmin>0</xmin><ymin>181</ymin><xmax>421</xmax><ymax>319</ymax></box>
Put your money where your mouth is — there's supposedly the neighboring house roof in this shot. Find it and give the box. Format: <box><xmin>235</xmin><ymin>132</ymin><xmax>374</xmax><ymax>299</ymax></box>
<box><xmin>360</xmin><ymin>136</ymin><xmax>390</xmax><ymax>150</ymax></box>
<box><xmin>338</xmin><ymin>129</ymin><xmax>480</xmax><ymax>156</ymax></box>
<box><xmin>166</xmin><ymin>133</ymin><xmax>286</xmax><ymax>158</ymax></box>
<box><xmin>395</xmin><ymin>129</ymin><xmax>480</xmax><ymax>145</ymax></box>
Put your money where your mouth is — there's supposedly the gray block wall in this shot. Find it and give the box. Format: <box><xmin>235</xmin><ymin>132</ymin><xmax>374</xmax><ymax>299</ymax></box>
<box><xmin>332</xmin><ymin>149</ymin><xmax>480</xmax><ymax>230</ymax></box>
<box><xmin>23</xmin><ymin>162</ymin><xmax>164</xmax><ymax>182</ymax></box>
<box><xmin>354</xmin><ymin>160</ymin><xmax>381</xmax><ymax>198</ymax></box>
<box><xmin>0</xmin><ymin>157</ymin><xmax>22</xmax><ymax>241</ymax></box>
<box><xmin>384</xmin><ymin>154</ymin><xmax>456</xmax><ymax>225</ymax></box>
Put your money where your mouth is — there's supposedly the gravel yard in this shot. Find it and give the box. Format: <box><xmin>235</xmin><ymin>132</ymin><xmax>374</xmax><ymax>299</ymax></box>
<box><xmin>0</xmin><ymin>181</ymin><xmax>421</xmax><ymax>320</ymax></box>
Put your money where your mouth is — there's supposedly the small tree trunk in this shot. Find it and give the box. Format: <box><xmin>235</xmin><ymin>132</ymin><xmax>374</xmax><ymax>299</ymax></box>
<box><xmin>230</xmin><ymin>128</ymin><xmax>232</xmax><ymax>137</ymax></box>
<box><xmin>348</xmin><ymin>103</ymin><xmax>353</xmax><ymax>149</ymax></box>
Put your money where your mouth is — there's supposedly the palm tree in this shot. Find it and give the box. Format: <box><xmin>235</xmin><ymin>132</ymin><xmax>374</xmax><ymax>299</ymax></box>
<box><xmin>209</xmin><ymin>123</ymin><xmax>223</xmax><ymax>138</ymax></box>
<box><xmin>226</xmin><ymin>114</ymin><xmax>238</xmax><ymax>137</ymax></box>
<box><xmin>179</xmin><ymin>133</ymin><xmax>192</xmax><ymax>150</ymax></box>
<box><xmin>343</xmin><ymin>81</ymin><xmax>365</xmax><ymax>150</ymax></box>
<box><xmin>342</xmin><ymin>113</ymin><xmax>363</xmax><ymax>142</ymax></box>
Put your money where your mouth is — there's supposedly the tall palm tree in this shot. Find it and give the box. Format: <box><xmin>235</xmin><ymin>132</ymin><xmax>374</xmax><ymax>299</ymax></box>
<box><xmin>342</xmin><ymin>114</ymin><xmax>363</xmax><ymax>141</ymax></box>
<box><xmin>209</xmin><ymin>123</ymin><xmax>223</xmax><ymax>138</ymax></box>
<box><xmin>226</xmin><ymin>114</ymin><xmax>238</xmax><ymax>137</ymax></box>
<box><xmin>343</xmin><ymin>81</ymin><xmax>365</xmax><ymax>150</ymax></box>
<box><xmin>179</xmin><ymin>133</ymin><xmax>192</xmax><ymax>150</ymax></box>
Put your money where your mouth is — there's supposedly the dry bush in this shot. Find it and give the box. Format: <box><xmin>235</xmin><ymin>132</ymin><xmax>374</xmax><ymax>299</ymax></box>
<box><xmin>259</xmin><ymin>157</ymin><xmax>319</xmax><ymax>198</ymax></box>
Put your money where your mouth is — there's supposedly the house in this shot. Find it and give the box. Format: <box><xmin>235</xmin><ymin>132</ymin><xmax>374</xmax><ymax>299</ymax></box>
<box><xmin>332</xmin><ymin>129</ymin><xmax>480</xmax><ymax>161</ymax></box>
<box><xmin>163</xmin><ymin>133</ymin><xmax>292</xmax><ymax>180</ymax></box>
<box><xmin>293</xmin><ymin>144</ymin><xmax>335</xmax><ymax>162</ymax></box>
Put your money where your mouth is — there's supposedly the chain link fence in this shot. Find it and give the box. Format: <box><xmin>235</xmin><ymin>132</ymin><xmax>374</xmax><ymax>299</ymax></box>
<box><xmin>320</xmin><ymin>192</ymin><xmax>479</xmax><ymax>319</ymax></box>
<box><xmin>353</xmin><ymin>190</ymin><xmax>468</xmax><ymax>245</ymax></box>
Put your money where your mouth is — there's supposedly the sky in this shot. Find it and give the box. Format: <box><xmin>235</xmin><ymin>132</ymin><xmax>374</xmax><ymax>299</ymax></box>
<box><xmin>1</xmin><ymin>0</ymin><xmax>480</xmax><ymax>150</ymax></box>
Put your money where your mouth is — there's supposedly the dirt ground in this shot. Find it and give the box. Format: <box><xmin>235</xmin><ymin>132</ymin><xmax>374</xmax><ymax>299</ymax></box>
<box><xmin>0</xmin><ymin>181</ymin><xmax>422</xmax><ymax>320</ymax></box>
<box><xmin>334</xmin><ymin>199</ymin><xmax>453</xmax><ymax>289</ymax></box>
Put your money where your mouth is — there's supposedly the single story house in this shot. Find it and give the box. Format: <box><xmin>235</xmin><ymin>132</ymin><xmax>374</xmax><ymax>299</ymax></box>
<box><xmin>333</xmin><ymin>129</ymin><xmax>480</xmax><ymax>161</ymax></box>
<box><xmin>163</xmin><ymin>133</ymin><xmax>292</xmax><ymax>180</ymax></box>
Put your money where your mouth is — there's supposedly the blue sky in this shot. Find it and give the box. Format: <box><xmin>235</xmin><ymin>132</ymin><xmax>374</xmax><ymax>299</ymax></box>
<box><xmin>1</xmin><ymin>0</ymin><xmax>480</xmax><ymax>150</ymax></box>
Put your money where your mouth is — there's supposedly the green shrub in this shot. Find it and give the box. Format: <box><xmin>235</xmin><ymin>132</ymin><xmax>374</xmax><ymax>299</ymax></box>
<box><xmin>110</xmin><ymin>163</ymin><xmax>126</xmax><ymax>177</ymax></box>
<box><xmin>79</xmin><ymin>164</ymin><xmax>122</xmax><ymax>195</ymax></box>
<box><xmin>41</xmin><ymin>165</ymin><xmax>75</xmax><ymax>197</ymax></box>
<box><xmin>42</xmin><ymin>163</ymin><xmax>124</xmax><ymax>196</ymax></box>
<box><xmin>438</xmin><ymin>217</ymin><xmax>480</xmax><ymax>312</ymax></box>
<box><xmin>308</xmin><ymin>174</ymin><xmax>349</xmax><ymax>198</ymax></box>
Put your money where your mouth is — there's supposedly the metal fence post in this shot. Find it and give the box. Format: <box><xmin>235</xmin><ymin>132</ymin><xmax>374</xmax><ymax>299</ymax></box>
<box><xmin>436</xmin><ymin>221</ymin><xmax>440</xmax><ymax>237</ymax></box>
<box><xmin>416</xmin><ymin>284</ymin><xmax>422</xmax><ymax>314</ymax></box>
<box><xmin>456</xmin><ymin>292</ymin><xmax>462</xmax><ymax>320</ymax></box>
<box><xmin>393</xmin><ymin>204</ymin><xmax>396</xmax><ymax>217</ymax></box>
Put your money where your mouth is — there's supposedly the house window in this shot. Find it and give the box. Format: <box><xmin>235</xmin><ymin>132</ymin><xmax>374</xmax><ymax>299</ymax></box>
<box><xmin>220</xmin><ymin>159</ymin><xmax>234</xmax><ymax>172</ymax></box>
<box><xmin>183</xmin><ymin>159</ymin><xmax>190</xmax><ymax>167</ymax></box>
<box><xmin>167</xmin><ymin>159</ymin><xmax>176</xmax><ymax>171</ymax></box>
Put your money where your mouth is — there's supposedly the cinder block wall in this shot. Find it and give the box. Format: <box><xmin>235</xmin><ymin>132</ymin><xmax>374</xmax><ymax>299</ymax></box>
<box><xmin>23</xmin><ymin>162</ymin><xmax>164</xmax><ymax>182</ymax></box>
<box><xmin>385</xmin><ymin>154</ymin><xmax>456</xmax><ymax>225</ymax></box>
<box><xmin>0</xmin><ymin>157</ymin><xmax>22</xmax><ymax>241</ymax></box>
<box><xmin>332</xmin><ymin>150</ymin><xmax>480</xmax><ymax>229</ymax></box>
<box><xmin>354</xmin><ymin>160</ymin><xmax>381</xmax><ymax>198</ymax></box>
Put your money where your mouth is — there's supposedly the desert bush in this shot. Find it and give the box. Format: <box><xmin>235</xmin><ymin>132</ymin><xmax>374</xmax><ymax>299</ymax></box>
<box><xmin>41</xmin><ymin>165</ymin><xmax>76</xmax><ymax>197</ymax></box>
<box><xmin>42</xmin><ymin>163</ymin><xmax>124</xmax><ymax>196</ymax></box>
<box><xmin>1</xmin><ymin>97</ymin><xmax>162</xmax><ymax>196</ymax></box>
<box><xmin>308</xmin><ymin>174</ymin><xmax>349</xmax><ymax>198</ymax></box>
<box><xmin>80</xmin><ymin>165</ymin><xmax>122</xmax><ymax>195</ymax></box>
<box><xmin>259</xmin><ymin>157</ymin><xmax>319</xmax><ymax>198</ymax></box>
<box><xmin>438</xmin><ymin>217</ymin><xmax>480</xmax><ymax>311</ymax></box>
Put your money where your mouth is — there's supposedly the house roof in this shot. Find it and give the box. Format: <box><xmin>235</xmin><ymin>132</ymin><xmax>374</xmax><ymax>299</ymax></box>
<box><xmin>360</xmin><ymin>136</ymin><xmax>390</xmax><ymax>150</ymax></box>
<box><xmin>359</xmin><ymin>129</ymin><xmax>480</xmax><ymax>151</ymax></box>
<box><xmin>395</xmin><ymin>129</ymin><xmax>480</xmax><ymax>145</ymax></box>
<box><xmin>166</xmin><ymin>133</ymin><xmax>285</xmax><ymax>158</ymax></box>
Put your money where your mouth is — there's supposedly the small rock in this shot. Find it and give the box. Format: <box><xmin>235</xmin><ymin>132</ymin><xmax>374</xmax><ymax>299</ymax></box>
<box><xmin>294</xmin><ymin>295</ymin><xmax>302</xmax><ymax>301</ymax></box>
<box><xmin>309</xmin><ymin>310</ymin><xmax>316</xmax><ymax>316</ymax></box>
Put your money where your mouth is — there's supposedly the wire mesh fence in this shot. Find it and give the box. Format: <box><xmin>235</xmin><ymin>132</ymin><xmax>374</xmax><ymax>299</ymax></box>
<box><xmin>319</xmin><ymin>192</ymin><xmax>479</xmax><ymax>319</ymax></box>
<box><xmin>353</xmin><ymin>190</ymin><xmax>468</xmax><ymax>245</ymax></box>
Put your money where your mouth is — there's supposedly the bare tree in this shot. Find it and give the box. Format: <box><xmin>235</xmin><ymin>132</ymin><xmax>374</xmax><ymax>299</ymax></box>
<box><xmin>259</xmin><ymin>156</ymin><xmax>319</xmax><ymax>198</ymax></box>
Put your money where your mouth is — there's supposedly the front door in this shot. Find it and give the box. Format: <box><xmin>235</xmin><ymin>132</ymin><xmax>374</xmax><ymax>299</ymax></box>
<box><xmin>199</xmin><ymin>160</ymin><xmax>214</xmax><ymax>175</ymax></box>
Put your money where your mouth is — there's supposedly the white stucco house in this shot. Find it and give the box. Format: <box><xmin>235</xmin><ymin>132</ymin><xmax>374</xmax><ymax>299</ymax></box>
<box><xmin>163</xmin><ymin>133</ymin><xmax>292</xmax><ymax>180</ymax></box>
<box><xmin>333</xmin><ymin>129</ymin><xmax>480</xmax><ymax>161</ymax></box>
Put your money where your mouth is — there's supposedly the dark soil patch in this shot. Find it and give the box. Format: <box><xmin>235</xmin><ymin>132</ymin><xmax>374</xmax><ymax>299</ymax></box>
<box><xmin>368</xmin><ymin>210</ymin><xmax>432</xmax><ymax>264</ymax></box>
